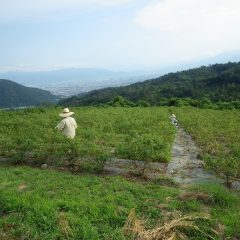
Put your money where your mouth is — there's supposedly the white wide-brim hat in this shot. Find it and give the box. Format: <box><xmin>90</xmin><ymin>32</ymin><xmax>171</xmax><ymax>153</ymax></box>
<box><xmin>59</xmin><ymin>108</ymin><xmax>74</xmax><ymax>117</ymax></box>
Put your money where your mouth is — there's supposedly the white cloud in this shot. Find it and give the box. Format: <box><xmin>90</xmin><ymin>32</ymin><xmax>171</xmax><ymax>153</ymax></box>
<box><xmin>134</xmin><ymin>0</ymin><xmax>240</xmax><ymax>61</ymax></box>
<box><xmin>135</xmin><ymin>0</ymin><xmax>240</xmax><ymax>31</ymax></box>
<box><xmin>0</xmin><ymin>0</ymin><xmax>134</xmax><ymax>22</ymax></box>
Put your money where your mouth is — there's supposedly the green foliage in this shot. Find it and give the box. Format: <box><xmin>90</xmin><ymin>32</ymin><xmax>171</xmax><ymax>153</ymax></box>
<box><xmin>192</xmin><ymin>183</ymin><xmax>240</xmax><ymax>237</ymax></box>
<box><xmin>108</xmin><ymin>95</ymin><xmax>135</xmax><ymax>107</ymax></box>
<box><xmin>117</xmin><ymin>134</ymin><xmax>171</xmax><ymax>163</ymax></box>
<box><xmin>137</xmin><ymin>100</ymin><xmax>150</xmax><ymax>107</ymax></box>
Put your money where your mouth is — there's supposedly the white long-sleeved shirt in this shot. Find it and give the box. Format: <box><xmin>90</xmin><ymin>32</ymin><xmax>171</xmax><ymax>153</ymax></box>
<box><xmin>56</xmin><ymin>117</ymin><xmax>77</xmax><ymax>139</ymax></box>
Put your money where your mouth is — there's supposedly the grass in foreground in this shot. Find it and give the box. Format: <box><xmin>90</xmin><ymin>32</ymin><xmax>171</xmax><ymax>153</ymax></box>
<box><xmin>0</xmin><ymin>166</ymin><xmax>239</xmax><ymax>239</ymax></box>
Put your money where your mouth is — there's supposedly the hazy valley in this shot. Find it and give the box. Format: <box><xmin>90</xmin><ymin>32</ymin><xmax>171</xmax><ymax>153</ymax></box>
<box><xmin>0</xmin><ymin>68</ymin><xmax>158</xmax><ymax>97</ymax></box>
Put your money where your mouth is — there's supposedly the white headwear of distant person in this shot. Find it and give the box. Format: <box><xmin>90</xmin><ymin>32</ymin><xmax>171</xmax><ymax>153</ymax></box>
<box><xmin>59</xmin><ymin>108</ymin><xmax>74</xmax><ymax>118</ymax></box>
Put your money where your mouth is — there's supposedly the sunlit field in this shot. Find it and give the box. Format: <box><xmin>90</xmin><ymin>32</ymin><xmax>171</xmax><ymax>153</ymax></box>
<box><xmin>1</xmin><ymin>106</ymin><xmax>240</xmax><ymax>239</ymax></box>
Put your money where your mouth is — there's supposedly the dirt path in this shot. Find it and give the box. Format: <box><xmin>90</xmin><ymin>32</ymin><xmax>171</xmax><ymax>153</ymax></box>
<box><xmin>166</xmin><ymin>127</ymin><xmax>219</xmax><ymax>184</ymax></box>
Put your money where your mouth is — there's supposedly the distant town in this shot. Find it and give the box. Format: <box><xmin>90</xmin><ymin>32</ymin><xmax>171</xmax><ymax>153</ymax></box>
<box><xmin>38</xmin><ymin>76</ymin><xmax>153</xmax><ymax>97</ymax></box>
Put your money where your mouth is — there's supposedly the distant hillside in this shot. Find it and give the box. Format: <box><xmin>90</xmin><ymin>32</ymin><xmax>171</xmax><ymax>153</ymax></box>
<box><xmin>60</xmin><ymin>62</ymin><xmax>240</xmax><ymax>106</ymax></box>
<box><xmin>0</xmin><ymin>79</ymin><xmax>57</xmax><ymax>108</ymax></box>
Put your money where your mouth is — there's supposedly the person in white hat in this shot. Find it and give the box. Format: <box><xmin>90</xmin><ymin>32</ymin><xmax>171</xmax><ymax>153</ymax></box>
<box><xmin>170</xmin><ymin>113</ymin><xmax>178</xmax><ymax>126</ymax></box>
<box><xmin>55</xmin><ymin>108</ymin><xmax>77</xmax><ymax>139</ymax></box>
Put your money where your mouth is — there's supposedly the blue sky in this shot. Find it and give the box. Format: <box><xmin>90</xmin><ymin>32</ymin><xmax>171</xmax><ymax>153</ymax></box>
<box><xmin>1</xmin><ymin>0</ymin><xmax>240</xmax><ymax>72</ymax></box>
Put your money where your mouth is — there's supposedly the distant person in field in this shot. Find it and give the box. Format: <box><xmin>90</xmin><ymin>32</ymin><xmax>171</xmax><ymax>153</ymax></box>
<box><xmin>170</xmin><ymin>113</ymin><xmax>178</xmax><ymax>126</ymax></box>
<box><xmin>55</xmin><ymin>108</ymin><xmax>77</xmax><ymax>139</ymax></box>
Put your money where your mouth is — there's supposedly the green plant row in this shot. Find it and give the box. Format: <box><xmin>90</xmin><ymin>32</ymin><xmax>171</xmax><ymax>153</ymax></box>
<box><xmin>0</xmin><ymin>107</ymin><xmax>175</xmax><ymax>171</ymax></box>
